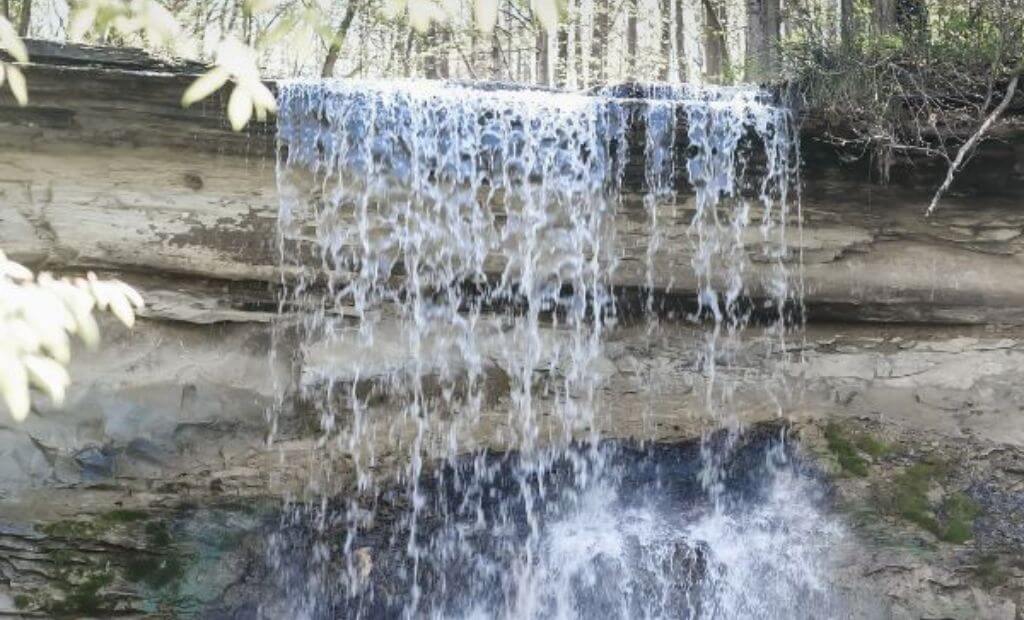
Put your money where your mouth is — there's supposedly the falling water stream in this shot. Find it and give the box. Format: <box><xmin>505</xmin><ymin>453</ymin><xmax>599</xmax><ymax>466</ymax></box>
<box><xmin>265</xmin><ymin>80</ymin><xmax>842</xmax><ymax>618</ymax></box>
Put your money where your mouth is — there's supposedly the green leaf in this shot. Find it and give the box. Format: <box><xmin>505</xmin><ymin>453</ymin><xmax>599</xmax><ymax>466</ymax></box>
<box><xmin>6</xmin><ymin>64</ymin><xmax>26</xmax><ymax>106</ymax></box>
<box><xmin>141</xmin><ymin>0</ymin><xmax>182</xmax><ymax>47</ymax></box>
<box><xmin>0</xmin><ymin>16</ymin><xmax>28</xmax><ymax>63</ymax></box>
<box><xmin>227</xmin><ymin>84</ymin><xmax>253</xmax><ymax>131</ymax></box>
<box><xmin>107</xmin><ymin>289</ymin><xmax>135</xmax><ymax>327</ymax></box>
<box><xmin>24</xmin><ymin>355</ymin><xmax>70</xmax><ymax>407</ymax></box>
<box><xmin>215</xmin><ymin>37</ymin><xmax>259</xmax><ymax>80</ymax></box>
<box><xmin>182</xmin><ymin>67</ymin><xmax>230</xmax><ymax>107</ymax></box>
<box><xmin>0</xmin><ymin>253</ymin><xmax>33</xmax><ymax>281</ymax></box>
<box><xmin>0</xmin><ymin>349</ymin><xmax>29</xmax><ymax>421</ymax></box>
<box><xmin>113</xmin><ymin>281</ymin><xmax>145</xmax><ymax>310</ymax></box>
<box><xmin>243</xmin><ymin>78</ymin><xmax>277</xmax><ymax>114</ymax></box>
<box><xmin>86</xmin><ymin>272</ymin><xmax>112</xmax><ymax>309</ymax></box>
<box><xmin>7</xmin><ymin>319</ymin><xmax>41</xmax><ymax>354</ymax></box>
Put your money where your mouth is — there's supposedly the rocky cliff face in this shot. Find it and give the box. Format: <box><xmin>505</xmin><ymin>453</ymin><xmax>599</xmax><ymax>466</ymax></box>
<box><xmin>0</xmin><ymin>41</ymin><xmax>1022</xmax><ymax>617</ymax></box>
<box><xmin>3</xmin><ymin>43</ymin><xmax>1023</xmax><ymax>325</ymax></box>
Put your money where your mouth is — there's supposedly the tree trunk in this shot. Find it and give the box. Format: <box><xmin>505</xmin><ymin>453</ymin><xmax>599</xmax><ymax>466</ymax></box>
<box><xmin>574</xmin><ymin>0</ymin><xmax>585</xmax><ymax>87</ymax></box>
<box><xmin>674</xmin><ymin>0</ymin><xmax>687</xmax><ymax>82</ymax></box>
<box><xmin>658</xmin><ymin>0</ymin><xmax>672</xmax><ymax>80</ymax></box>
<box><xmin>626</xmin><ymin>0</ymin><xmax>639</xmax><ymax>77</ymax></box>
<box><xmin>423</xmin><ymin>29</ymin><xmax>439</xmax><ymax>79</ymax></box>
<box><xmin>874</xmin><ymin>0</ymin><xmax>897</xmax><ymax>35</ymax></box>
<box><xmin>17</xmin><ymin>0</ymin><xmax>30</xmax><ymax>37</ymax></box>
<box><xmin>536</xmin><ymin>29</ymin><xmax>551</xmax><ymax>86</ymax></box>
<box><xmin>469</xmin><ymin>29</ymin><xmax>480</xmax><ymax>78</ymax></box>
<box><xmin>897</xmin><ymin>0</ymin><xmax>928</xmax><ymax>46</ymax></box>
<box><xmin>439</xmin><ymin>26</ymin><xmax>451</xmax><ymax>78</ymax></box>
<box><xmin>491</xmin><ymin>31</ymin><xmax>503</xmax><ymax>80</ymax></box>
<box><xmin>4</xmin><ymin>0</ymin><xmax>10</xmax><ymax>21</ymax></box>
<box><xmin>840</xmin><ymin>0</ymin><xmax>856</xmax><ymax>47</ymax></box>
<box><xmin>702</xmin><ymin>0</ymin><xmax>727</xmax><ymax>82</ymax></box>
<box><xmin>590</xmin><ymin>0</ymin><xmax>609</xmax><ymax>85</ymax></box>
<box><xmin>556</xmin><ymin>17</ymin><xmax>570</xmax><ymax>87</ymax></box>
<box><xmin>506</xmin><ymin>0</ymin><xmax>515</xmax><ymax>80</ymax></box>
<box><xmin>421</xmin><ymin>25</ymin><xmax>452</xmax><ymax>80</ymax></box>
<box><xmin>744</xmin><ymin>0</ymin><xmax>780</xmax><ymax>81</ymax></box>
<box><xmin>321</xmin><ymin>1</ymin><xmax>360</xmax><ymax>78</ymax></box>
<box><xmin>403</xmin><ymin>29</ymin><xmax>415</xmax><ymax>78</ymax></box>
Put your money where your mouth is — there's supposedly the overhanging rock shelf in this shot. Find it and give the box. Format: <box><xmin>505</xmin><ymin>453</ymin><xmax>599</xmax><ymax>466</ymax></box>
<box><xmin>2</xmin><ymin>40</ymin><xmax>1024</xmax><ymax>324</ymax></box>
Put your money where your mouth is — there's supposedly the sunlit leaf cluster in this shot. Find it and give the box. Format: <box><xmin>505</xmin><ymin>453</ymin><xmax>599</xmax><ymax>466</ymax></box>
<box><xmin>77</xmin><ymin>0</ymin><xmax>555</xmax><ymax>129</ymax></box>
<box><xmin>4</xmin><ymin>0</ymin><xmax>565</xmax><ymax>128</ymax></box>
<box><xmin>0</xmin><ymin>16</ymin><xmax>28</xmax><ymax>105</ymax></box>
<box><xmin>0</xmin><ymin>251</ymin><xmax>144</xmax><ymax>422</ymax></box>
<box><xmin>62</xmin><ymin>0</ymin><xmax>276</xmax><ymax>127</ymax></box>
<box><xmin>70</xmin><ymin>0</ymin><xmax>194</xmax><ymax>55</ymax></box>
<box><xmin>182</xmin><ymin>37</ymin><xmax>277</xmax><ymax>130</ymax></box>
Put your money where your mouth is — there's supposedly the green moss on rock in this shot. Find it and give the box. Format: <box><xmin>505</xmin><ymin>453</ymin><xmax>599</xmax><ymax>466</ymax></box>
<box><xmin>973</xmin><ymin>554</ymin><xmax>1012</xmax><ymax>588</ymax></box>
<box><xmin>824</xmin><ymin>422</ymin><xmax>869</xmax><ymax>476</ymax></box>
<box><xmin>883</xmin><ymin>461</ymin><xmax>980</xmax><ymax>543</ymax></box>
<box><xmin>940</xmin><ymin>492</ymin><xmax>981</xmax><ymax>544</ymax></box>
<box><xmin>45</xmin><ymin>562</ymin><xmax>118</xmax><ymax>616</ymax></box>
<box><xmin>39</xmin><ymin>519</ymin><xmax>103</xmax><ymax>540</ymax></box>
<box><xmin>124</xmin><ymin>554</ymin><xmax>185</xmax><ymax>590</ymax></box>
<box><xmin>101</xmin><ymin>509</ymin><xmax>150</xmax><ymax>524</ymax></box>
<box><xmin>31</xmin><ymin>510</ymin><xmax>191</xmax><ymax>615</ymax></box>
<box><xmin>891</xmin><ymin>462</ymin><xmax>941</xmax><ymax>533</ymax></box>
<box><xmin>854</xmin><ymin>434</ymin><xmax>891</xmax><ymax>458</ymax></box>
<box><xmin>145</xmin><ymin>520</ymin><xmax>173</xmax><ymax>547</ymax></box>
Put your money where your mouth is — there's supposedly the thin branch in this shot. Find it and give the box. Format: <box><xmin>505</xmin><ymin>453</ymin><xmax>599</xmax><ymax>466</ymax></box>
<box><xmin>926</xmin><ymin>71</ymin><xmax>1020</xmax><ymax>216</ymax></box>
<box><xmin>321</xmin><ymin>1</ymin><xmax>360</xmax><ymax>77</ymax></box>
<box><xmin>456</xmin><ymin>43</ymin><xmax>478</xmax><ymax>80</ymax></box>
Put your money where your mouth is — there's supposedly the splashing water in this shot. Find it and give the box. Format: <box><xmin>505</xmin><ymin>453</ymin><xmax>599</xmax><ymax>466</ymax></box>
<box><xmin>269</xmin><ymin>79</ymin><xmax>823</xmax><ymax>618</ymax></box>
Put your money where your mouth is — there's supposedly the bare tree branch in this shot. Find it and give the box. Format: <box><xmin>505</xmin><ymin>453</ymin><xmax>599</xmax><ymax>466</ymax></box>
<box><xmin>926</xmin><ymin>71</ymin><xmax>1020</xmax><ymax>216</ymax></box>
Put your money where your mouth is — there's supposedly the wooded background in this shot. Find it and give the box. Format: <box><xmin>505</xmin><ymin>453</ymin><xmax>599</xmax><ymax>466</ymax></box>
<box><xmin>1</xmin><ymin>0</ymin><xmax>965</xmax><ymax>85</ymax></box>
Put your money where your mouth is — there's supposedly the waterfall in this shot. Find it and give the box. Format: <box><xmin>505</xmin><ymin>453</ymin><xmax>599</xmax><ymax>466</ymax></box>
<box><xmin>269</xmin><ymin>79</ymin><xmax>826</xmax><ymax>618</ymax></box>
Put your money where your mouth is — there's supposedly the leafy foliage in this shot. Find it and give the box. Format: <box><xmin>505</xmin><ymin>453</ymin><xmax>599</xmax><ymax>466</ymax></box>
<box><xmin>70</xmin><ymin>0</ymin><xmax>190</xmax><ymax>54</ymax></box>
<box><xmin>0</xmin><ymin>251</ymin><xmax>144</xmax><ymax>422</ymax></box>
<box><xmin>783</xmin><ymin>0</ymin><xmax>1024</xmax><ymax>210</ymax></box>
<box><xmin>0</xmin><ymin>15</ymin><xmax>28</xmax><ymax>104</ymax></box>
<box><xmin>181</xmin><ymin>36</ymin><xmax>278</xmax><ymax>130</ymax></box>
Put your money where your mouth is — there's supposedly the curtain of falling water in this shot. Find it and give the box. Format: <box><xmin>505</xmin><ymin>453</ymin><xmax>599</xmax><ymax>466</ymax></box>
<box><xmin>273</xmin><ymin>81</ymin><xmax>628</xmax><ymax>616</ymax></box>
<box><xmin>271</xmin><ymin>80</ymin><xmax>800</xmax><ymax>618</ymax></box>
<box><xmin>676</xmin><ymin>85</ymin><xmax>798</xmax><ymax>504</ymax></box>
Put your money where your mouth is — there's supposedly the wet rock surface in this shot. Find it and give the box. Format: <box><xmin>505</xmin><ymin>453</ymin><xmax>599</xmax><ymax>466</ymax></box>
<box><xmin>3</xmin><ymin>42</ymin><xmax>1024</xmax><ymax>326</ymax></box>
<box><xmin>805</xmin><ymin>417</ymin><xmax>1024</xmax><ymax>620</ymax></box>
<box><xmin>2</xmin><ymin>321</ymin><xmax>1024</xmax><ymax>617</ymax></box>
<box><xmin>0</xmin><ymin>500</ymin><xmax>271</xmax><ymax>616</ymax></box>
